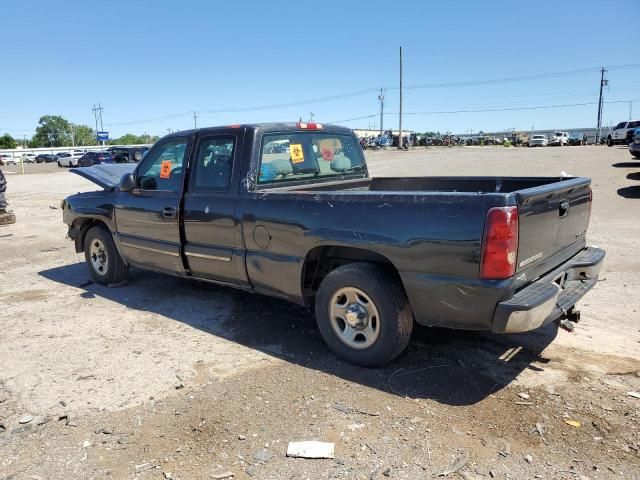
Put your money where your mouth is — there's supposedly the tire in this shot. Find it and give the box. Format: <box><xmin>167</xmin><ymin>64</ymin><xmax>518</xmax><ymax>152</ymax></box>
<box><xmin>607</xmin><ymin>136</ymin><xmax>613</xmax><ymax>147</ymax></box>
<box><xmin>634</xmin><ymin>154</ymin><xmax>640</xmax><ymax>160</ymax></box>
<box><xmin>314</xmin><ymin>263</ymin><xmax>413</xmax><ymax>367</ymax></box>
<box><xmin>133</xmin><ymin>151</ymin><xmax>142</xmax><ymax>162</ymax></box>
<box><xmin>83</xmin><ymin>225</ymin><xmax>129</xmax><ymax>285</ymax></box>
<box><xmin>57</xmin><ymin>161</ymin><xmax>62</xmax><ymax>168</ymax></box>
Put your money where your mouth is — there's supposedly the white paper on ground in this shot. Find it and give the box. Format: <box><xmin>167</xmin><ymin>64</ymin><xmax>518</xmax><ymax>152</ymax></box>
<box><xmin>286</xmin><ymin>441</ymin><xmax>335</xmax><ymax>459</ymax></box>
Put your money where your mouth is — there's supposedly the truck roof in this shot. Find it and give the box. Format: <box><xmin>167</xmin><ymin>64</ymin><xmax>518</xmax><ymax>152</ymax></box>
<box><xmin>163</xmin><ymin>123</ymin><xmax>354</xmax><ymax>140</ymax></box>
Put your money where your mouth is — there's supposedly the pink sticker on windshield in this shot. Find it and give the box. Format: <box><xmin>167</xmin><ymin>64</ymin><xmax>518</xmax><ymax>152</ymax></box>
<box><xmin>321</xmin><ymin>148</ymin><xmax>334</xmax><ymax>161</ymax></box>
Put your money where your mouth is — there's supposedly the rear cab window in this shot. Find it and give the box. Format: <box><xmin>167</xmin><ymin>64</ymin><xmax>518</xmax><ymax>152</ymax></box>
<box><xmin>257</xmin><ymin>132</ymin><xmax>365</xmax><ymax>186</ymax></box>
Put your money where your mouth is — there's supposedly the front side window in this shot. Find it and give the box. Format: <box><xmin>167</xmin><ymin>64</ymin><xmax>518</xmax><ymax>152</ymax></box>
<box><xmin>615</xmin><ymin>122</ymin><xmax>626</xmax><ymax>130</ymax></box>
<box><xmin>192</xmin><ymin>136</ymin><xmax>235</xmax><ymax>190</ymax></box>
<box><xmin>258</xmin><ymin>132</ymin><xmax>364</xmax><ymax>185</ymax></box>
<box><xmin>136</xmin><ymin>139</ymin><xmax>187</xmax><ymax>191</ymax></box>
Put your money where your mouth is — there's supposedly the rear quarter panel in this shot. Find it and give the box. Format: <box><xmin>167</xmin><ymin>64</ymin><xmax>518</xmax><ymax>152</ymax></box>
<box><xmin>240</xmin><ymin>190</ymin><xmax>509</xmax><ymax>326</ymax></box>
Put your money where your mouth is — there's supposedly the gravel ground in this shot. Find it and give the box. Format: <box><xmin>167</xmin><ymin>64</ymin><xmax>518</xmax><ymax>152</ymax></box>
<box><xmin>0</xmin><ymin>145</ymin><xmax>639</xmax><ymax>480</ymax></box>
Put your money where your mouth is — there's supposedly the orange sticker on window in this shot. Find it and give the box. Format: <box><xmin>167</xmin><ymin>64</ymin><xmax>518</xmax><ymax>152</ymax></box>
<box><xmin>160</xmin><ymin>160</ymin><xmax>172</xmax><ymax>179</ymax></box>
<box><xmin>290</xmin><ymin>144</ymin><xmax>304</xmax><ymax>164</ymax></box>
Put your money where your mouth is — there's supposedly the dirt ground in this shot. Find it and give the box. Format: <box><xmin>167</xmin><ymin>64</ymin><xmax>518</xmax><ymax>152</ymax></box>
<box><xmin>0</xmin><ymin>145</ymin><xmax>639</xmax><ymax>480</ymax></box>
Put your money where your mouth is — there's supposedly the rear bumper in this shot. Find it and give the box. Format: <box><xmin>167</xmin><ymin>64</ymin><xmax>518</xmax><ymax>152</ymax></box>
<box><xmin>492</xmin><ymin>247</ymin><xmax>605</xmax><ymax>333</ymax></box>
<box><xmin>629</xmin><ymin>142</ymin><xmax>640</xmax><ymax>155</ymax></box>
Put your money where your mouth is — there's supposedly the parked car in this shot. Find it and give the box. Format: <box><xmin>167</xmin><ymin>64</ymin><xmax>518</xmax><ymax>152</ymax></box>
<box><xmin>568</xmin><ymin>132</ymin><xmax>585</xmax><ymax>146</ymax></box>
<box><xmin>606</xmin><ymin>120</ymin><xmax>640</xmax><ymax>146</ymax></box>
<box><xmin>35</xmin><ymin>153</ymin><xmax>57</xmax><ymax>163</ymax></box>
<box><xmin>19</xmin><ymin>153</ymin><xmax>36</xmax><ymax>163</ymax></box>
<box><xmin>107</xmin><ymin>146</ymin><xmax>149</xmax><ymax>163</ymax></box>
<box><xmin>528</xmin><ymin>135</ymin><xmax>548</xmax><ymax>147</ymax></box>
<box><xmin>57</xmin><ymin>152</ymin><xmax>83</xmax><ymax>167</ymax></box>
<box><xmin>77</xmin><ymin>151</ymin><xmax>114</xmax><ymax>167</ymax></box>
<box><xmin>548</xmin><ymin>131</ymin><xmax>569</xmax><ymax>146</ymax></box>
<box><xmin>0</xmin><ymin>154</ymin><xmax>14</xmax><ymax>165</ymax></box>
<box><xmin>62</xmin><ymin>122</ymin><xmax>604</xmax><ymax>367</ymax></box>
<box><xmin>629</xmin><ymin>128</ymin><xmax>640</xmax><ymax>159</ymax></box>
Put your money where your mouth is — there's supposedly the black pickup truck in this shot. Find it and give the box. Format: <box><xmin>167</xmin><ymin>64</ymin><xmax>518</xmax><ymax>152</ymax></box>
<box><xmin>62</xmin><ymin>123</ymin><xmax>605</xmax><ymax>366</ymax></box>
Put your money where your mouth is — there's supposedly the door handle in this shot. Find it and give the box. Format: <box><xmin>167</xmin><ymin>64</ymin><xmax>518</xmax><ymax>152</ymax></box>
<box><xmin>161</xmin><ymin>206</ymin><xmax>177</xmax><ymax>219</ymax></box>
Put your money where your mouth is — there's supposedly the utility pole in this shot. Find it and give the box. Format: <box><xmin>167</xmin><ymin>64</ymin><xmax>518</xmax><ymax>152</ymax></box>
<box><xmin>629</xmin><ymin>101</ymin><xmax>633</xmax><ymax>121</ymax></box>
<box><xmin>398</xmin><ymin>46</ymin><xmax>403</xmax><ymax>150</ymax></box>
<box><xmin>92</xmin><ymin>103</ymin><xmax>105</xmax><ymax>145</ymax></box>
<box><xmin>378</xmin><ymin>88</ymin><xmax>385</xmax><ymax>135</ymax></box>
<box><xmin>595</xmin><ymin>68</ymin><xmax>607</xmax><ymax>144</ymax></box>
<box><xmin>193</xmin><ymin>111</ymin><xmax>198</xmax><ymax>129</ymax></box>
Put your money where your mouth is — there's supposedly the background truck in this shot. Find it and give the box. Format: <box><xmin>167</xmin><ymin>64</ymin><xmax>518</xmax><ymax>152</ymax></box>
<box><xmin>63</xmin><ymin>123</ymin><xmax>605</xmax><ymax>366</ymax></box>
<box><xmin>607</xmin><ymin>120</ymin><xmax>640</xmax><ymax>146</ymax></box>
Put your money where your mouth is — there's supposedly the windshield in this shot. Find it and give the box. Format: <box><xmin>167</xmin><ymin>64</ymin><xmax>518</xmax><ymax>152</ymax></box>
<box><xmin>258</xmin><ymin>132</ymin><xmax>365</xmax><ymax>185</ymax></box>
<box><xmin>533</xmin><ymin>135</ymin><xmax>545</xmax><ymax>139</ymax></box>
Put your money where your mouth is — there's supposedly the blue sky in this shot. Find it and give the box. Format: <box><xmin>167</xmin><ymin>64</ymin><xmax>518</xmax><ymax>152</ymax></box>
<box><xmin>2</xmin><ymin>0</ymin><xmax>639</xmax><ymax>138</ymax></box>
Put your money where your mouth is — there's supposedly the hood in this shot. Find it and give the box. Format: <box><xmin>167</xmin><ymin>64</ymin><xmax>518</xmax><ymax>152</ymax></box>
<box><xmin>70</xmin><ymin>164</ymin><xmax>136</xmax><ymax>190</ymax></box>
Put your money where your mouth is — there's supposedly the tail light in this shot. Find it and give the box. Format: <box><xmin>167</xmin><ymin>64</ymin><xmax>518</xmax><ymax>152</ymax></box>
<box><xmin>480</xmin><ymin>206</ymin><xmax>519</xmax><ymax>279</ymax></box>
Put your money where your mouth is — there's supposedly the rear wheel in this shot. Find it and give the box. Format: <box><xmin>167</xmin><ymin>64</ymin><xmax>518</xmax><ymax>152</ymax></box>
<box><xmin>83</xmin><ymin>225</ymin><xmax>129</xmax><ymax>285</ymax></box>
<box><xmin>314</xmin><ymin>263</ymin><xmax>413</xmax><ymax>367</ymax></box>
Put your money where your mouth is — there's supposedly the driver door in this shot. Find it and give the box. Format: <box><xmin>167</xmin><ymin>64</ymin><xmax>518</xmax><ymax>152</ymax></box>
<box><xmin>115</xmin><ymin>137</ymin><xmax>190</xmax><ymax>274</ymax></box>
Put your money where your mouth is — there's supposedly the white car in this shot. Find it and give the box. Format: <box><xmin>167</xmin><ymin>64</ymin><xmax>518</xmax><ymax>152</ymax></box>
<box><xmin>20</xmin><ymin>153</ymin><xmax>36</xmax><ymax>163</ymax></box>
<box><xmin>0</xmin><ymin>153</ymin><xmax>15</xmax><ymax>165</ymax></box>
<box><xmin>548</xmin><ymin>131</ymin><xmax>569</xmax><ymax>146</ymax></box>
<box><xmin>57</xmin><ymin>152</ymin><xmax>82</xmax><ymax>167</ymax></box>
<box><xmin>528</xmin><ymin>135</ymin><xmax>548</xmax><ymax>147</ymax></box>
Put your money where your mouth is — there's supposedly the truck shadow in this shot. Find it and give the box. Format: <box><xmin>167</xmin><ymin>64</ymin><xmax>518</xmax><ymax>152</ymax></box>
<box><xmin>617</xmin><ymin>186</ymin><xmax>640</xmax><ymax>199</ymax></box>
<box><xmin>40</xmin><ymin>263</ymin><xmax>559</xmax><ymax>407</ymax></box>
<box><xmin>612</xmin><ymin>162</ymin><xmax>640</xmax><ymax>168</ymax></box>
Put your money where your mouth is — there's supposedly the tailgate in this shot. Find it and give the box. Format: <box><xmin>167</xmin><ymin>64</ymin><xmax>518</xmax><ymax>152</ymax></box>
<box><xmin>515</xmin><ymin>177</ymin><xmax>591</xmax><ymax>275</ymax></box>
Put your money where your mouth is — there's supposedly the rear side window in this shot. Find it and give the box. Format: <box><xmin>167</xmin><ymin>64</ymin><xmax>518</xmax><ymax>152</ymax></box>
<box><xmin>191</xmin><ymin>136</ymin><xmax>235</xmax><ymax>190</ymax></box>
<box><xmin>627</xmin><ymin>121</ymin><xmax>640</xmax><ymax>129</ymax></box>
<box><xmin>136</xmin><ymin>139</ymin><xmax>187</xmax><ymax>191</ymax></box>
<box><xmin>258</xmin><ymin>132</ymin><xmax>364</xmax><ymax>185</ymax></box>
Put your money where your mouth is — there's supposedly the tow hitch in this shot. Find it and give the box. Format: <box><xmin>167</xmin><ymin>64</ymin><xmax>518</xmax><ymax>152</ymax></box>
<box><xmin>558</xmin><ymin>308</ymin><xmax>581</xmax><ymax>332</ymax></box>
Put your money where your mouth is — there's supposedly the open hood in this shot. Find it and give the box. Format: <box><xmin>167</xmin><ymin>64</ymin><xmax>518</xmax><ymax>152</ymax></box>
<box><xmin>70</xmin><ymin>164</ymin><xmax>136</xmax><ymax>190</ymax></box>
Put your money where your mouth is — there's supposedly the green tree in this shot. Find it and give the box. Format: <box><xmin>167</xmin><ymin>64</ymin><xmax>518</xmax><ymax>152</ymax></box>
<box><xmin>0</xmin><ymin>133</ymin><xmax>17</xmax><ymax>149</ymax></box>
<box><xmin>109</xmin><ymin>133</ymin><xmax>159</xmax><ymax>145</ymax></box>
<box><xmin>30</xmin><ymin>115</ymin><xmax>72</xmax><ymax>147</ymax></box>
<box><xmin>73</xmin><ymin>124</ymin><xmax>96</xmax><ymax>146</ymax></box>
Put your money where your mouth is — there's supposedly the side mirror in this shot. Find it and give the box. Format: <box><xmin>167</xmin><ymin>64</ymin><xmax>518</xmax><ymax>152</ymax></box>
<box><xmin>119</xmin><ymin>173</ymin><xmax>136</xmax><ymax>192</ymax></box>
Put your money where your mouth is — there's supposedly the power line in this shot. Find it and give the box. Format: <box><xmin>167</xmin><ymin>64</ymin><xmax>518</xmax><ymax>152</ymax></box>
<box><xmin>102</xmin><ymin>64</ymin><xmax>640</xmax><ymax>128</ymax></box>
<box><xmin>332</xmin><ymin>99</ymin><xmax>640</xmax><ymax>123</ymax></box>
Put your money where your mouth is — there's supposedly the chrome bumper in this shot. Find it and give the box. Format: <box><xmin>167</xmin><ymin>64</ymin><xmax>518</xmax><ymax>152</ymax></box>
<box><xmin>492</xmin><ymin>247</ymin><xmax>605</xmax><ymax>333</ymax></box>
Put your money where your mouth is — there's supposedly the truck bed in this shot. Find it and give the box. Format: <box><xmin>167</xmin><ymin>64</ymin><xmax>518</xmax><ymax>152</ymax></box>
<box><xmin>282</xmin><ymin>175</ymin><xmax>576</xmax><ymax>194</ymax></box>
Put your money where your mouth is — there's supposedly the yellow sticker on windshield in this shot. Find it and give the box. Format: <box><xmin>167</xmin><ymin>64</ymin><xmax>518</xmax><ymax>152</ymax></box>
<box><xmin>290</xmin><ymin>144</ymin><xmax>304</xmax><ymax>164</ymax></box>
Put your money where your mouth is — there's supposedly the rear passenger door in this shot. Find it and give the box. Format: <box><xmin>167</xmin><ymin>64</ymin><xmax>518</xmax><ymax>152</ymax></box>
<box><xmin>182</xmin><ymin>132</ymin><xmax>247</xmax><ymax>285</ymax></box>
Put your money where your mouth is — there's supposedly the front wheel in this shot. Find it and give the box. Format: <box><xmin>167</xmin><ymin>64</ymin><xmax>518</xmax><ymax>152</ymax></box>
<box><xmin>315</xmin><ymin>263</ymin><xmax>413</xmax><ymax>367</ymax></box>
<box><xmin>83</xmin><ymin>225</ymin><xmax>129</xmax><ymax>285</ymax></box>
<box><xmin>607</xmin><ymin>136</ymin><xmax>613</xmax><ymax>147</ymax></box>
